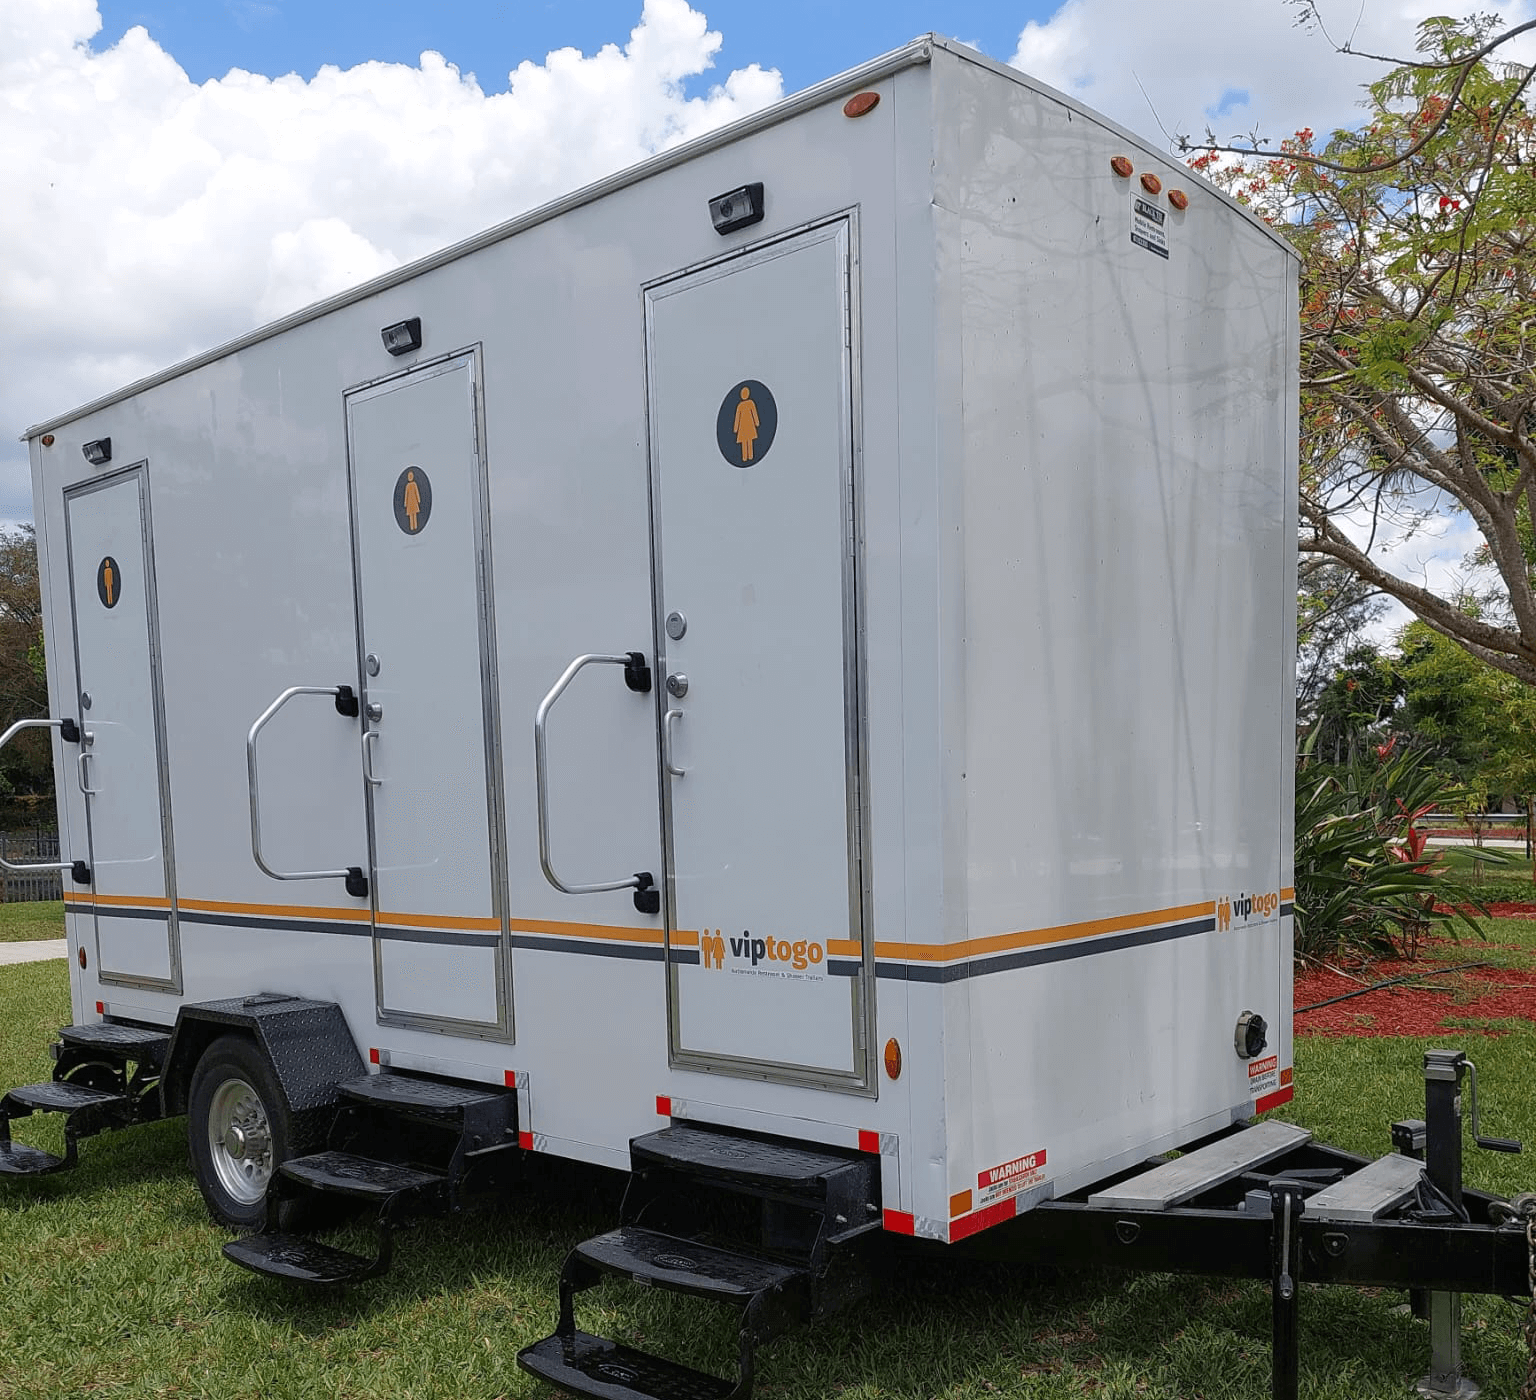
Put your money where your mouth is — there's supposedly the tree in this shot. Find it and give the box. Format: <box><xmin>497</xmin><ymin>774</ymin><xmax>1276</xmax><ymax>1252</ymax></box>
<box><xmin>1310</xmin><ymin>640</ymin><xmax>1401</xmax><ymax>764</ymax></box>
<box><xmin>1188</xmin><ymin>17</ymin><xmax>1536</xmax><ymax>686</ymax></box>
<box><xmin>1296</xmin><ymin>558</ymin><xmax>1389</xmax><ymax>718</ymax></box>
<box><xmin>0</xmin><ymin>525</ymin><xmax>53</xmax><ymax>814</ymax></box>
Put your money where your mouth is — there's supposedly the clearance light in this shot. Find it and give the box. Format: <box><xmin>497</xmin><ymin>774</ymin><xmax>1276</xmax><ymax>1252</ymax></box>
<box><xmin>381</xmin><ymin>318</ymin><xmax>422</xmax><ymax>357</ymax></box>
<box><xmin>884</xmin><ymin>1037</ymin><xmax>903</xmax><ymax>1080</ymax></box>
<box><xmin>843</xmin><ymin>91</ymin><xmax>881</xmax><ymax>118</ymax></box>
<box><xmin>82</xmin><ymin>438</ymin><xmax>112</xmax><ymax>466</ymax></box>
<box><xmin>40</xmin><ymin>434</ymin><xmax>55</xmax><ymax>447</ymax></box>
<box><xmin>1140</xmin><ymin>172</ymin><xmax>1163</xmax><ymax>195</ymax></box>
<box><xmin>1110</xmin><ymin>156</ymin><xmax>1134</xmax><ymax>178</ymax></box>
<box><xmin>1168</xmin><ymin>189</ymin><xmax>1189</xmax><ymax>211</ymax></box>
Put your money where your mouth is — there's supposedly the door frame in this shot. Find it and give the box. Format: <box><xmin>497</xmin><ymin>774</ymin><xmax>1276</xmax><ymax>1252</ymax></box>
<box><xmin>642</xmin><ymin>210</ymin><xmax>876</xmax><ymax>1093</ymax></box>
<box><xmin>341</xmin><ymin>345</ymin><xmax>515</xmax><ymax>1041</ymax></box>
<box><xmin>62</xmin><ymin>461</ymin><xmax>182</xmax><ymax>993</ymax></box>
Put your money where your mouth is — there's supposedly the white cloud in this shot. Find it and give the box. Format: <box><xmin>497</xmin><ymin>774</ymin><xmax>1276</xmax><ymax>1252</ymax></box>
<box><xmin>1011</xmin><ymin>0</ymin><xmax>1536</xmax><ymax>157</ymax></box>
<box><xmin>0</xmin><ymin>0</ymin><xmax>782</xmax><ymax>521</ymax></box>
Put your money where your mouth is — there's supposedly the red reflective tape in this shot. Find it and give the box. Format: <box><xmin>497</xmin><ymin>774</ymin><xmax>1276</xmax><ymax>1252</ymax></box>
<box><xmin>656</xmin><ymin>1095</ymin><xmax>672</xmax><ymax>1117</ymax></box>
<box><xmin>518</xmin><ymin>1131</ymin><xmax>534</xmax><ymax>1151</ymax></box>
<box><xmin>95</xmin><ymin>1001</ymin><xmax>104</xmax><ymax>1014</ymax></box>
<box><xmin>882</xmin><ymin>1209</ymin><xmax>915</xmax><ymax>1235</ymax></box>
<box><xmin>504</xmin><ymin>1069</ymin><xmax>517</xmax><ymax>1088</ymax></box>
<box><xmin>949</xmin><ymin>1195</ymin><xmax>1018</xmax><ymax>1242</ymax></box>
<box><xmin>368</xmin><ymin>1047</ymin><xmax>380</xmax><ymax>1065</ymax></box>
<box><xmin>858</xmin><ymin>1130</ymin><xmax>880</xmax><ymax>1154</ymax></box>
<box><xmin>1255</xmin><ymin>1086</ymin><xmax>1294</xmax><ymax>1115</ymax></box>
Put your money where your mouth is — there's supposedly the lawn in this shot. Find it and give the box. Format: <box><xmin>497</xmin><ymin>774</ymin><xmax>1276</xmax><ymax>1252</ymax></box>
<box><xmin>2</xmin><ymin>939</ymin><xmax>1536</xmax><ymax>1396</ymax></box>
<box><xmin>0</xmin><ymin>900</ymin><xmax>64</xmax><ymax>943</ymax></box>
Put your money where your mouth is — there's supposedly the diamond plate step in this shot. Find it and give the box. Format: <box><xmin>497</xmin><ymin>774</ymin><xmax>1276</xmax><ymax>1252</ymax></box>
<box><xmin>222</xmin><ymin>1231</ymin><xmax>385</xmax><ymax>1285</ymax></box>
<box><xmin>4</xmin><ymin>1081</ymin><xmax>123</xmax><ymax>1113</ymax></box>
<box><xmin>280</xmin><ymin>1150</ymin><xmax>445</xmax><ymax>1201</ymax></box>
<box><xmin>0</xmin><ymin>1141</ymin><xmax>66</xmax><ymax>1175</ymax></box>
<box><xmin>631</xmin><ymin>1125</ymin><xmax>864</xmax><ymax>1199</ymax></box>
<box><xmin>338</xmin><ymin>1072</ymin><xmax>510</xmax><ymax>1123</ymax></box>
<box><xmin>57</xmin><ymin>1023</ymin><xmax>170</xmax><ymax>1063</ymax></box>
<box><xmin>519</xmin><ymin>1330</ymin><xmax>734</xmax><ymax>1400</ymax></box>
<box><xmin>575</xmin><ymin>1226</ymin><xmax>807</xmax><ymax>1304</ymax></box>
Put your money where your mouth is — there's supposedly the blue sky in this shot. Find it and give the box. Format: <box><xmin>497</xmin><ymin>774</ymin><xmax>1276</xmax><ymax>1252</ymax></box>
<box><xmin>93</xmin><ymin>1</ymin><xmax>1050</xmax><ymax>94</ymax></box>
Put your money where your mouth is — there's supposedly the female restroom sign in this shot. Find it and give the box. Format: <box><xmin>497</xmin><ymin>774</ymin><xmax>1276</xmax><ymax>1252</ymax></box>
<box><xmin>716</xmin><ymin>380</ymin><xmax>777</xmax><ymax>467</ymax></box>
<box><xmin>393</xmin><ymin>466</ymin><xmax>432</xmax><ymax>535</ymax></box>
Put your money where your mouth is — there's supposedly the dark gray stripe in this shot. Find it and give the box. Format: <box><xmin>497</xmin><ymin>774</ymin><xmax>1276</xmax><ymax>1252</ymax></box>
<box><xmin>514</xmin><ymin>935</ymin><xmax>668</xmax><ymax>963</ymax></box>
<box><xmin>377</xmin><ymin>926</ymin><xmax>500</xmax><ymax>949</ymax></box>
<box><xmin>64</xmin><ymin>903</ymin><xmax>168</xmax><ymax>922</ymax></box>
<box><xmin>1280</xmin><ymin>902</ymin><xmax>1294</xmax><ymax>917</ymax></box>
<box><xmin>827</xmin><ymin>960</ymin><xmax>861</xmax><ymax>978</ymax></box>
<box><xmin>877</xmin><ymin>916</ymin><xmax>1219</xmax><ymax>983</ymax></box>
<box><xmin>178</xmin><ymin>909</ymin><xmax>369</xmax><ymax>938</ymax></box>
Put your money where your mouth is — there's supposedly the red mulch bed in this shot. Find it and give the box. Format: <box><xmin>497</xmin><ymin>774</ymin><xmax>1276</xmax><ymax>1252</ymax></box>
<box><xmin>1296</xmin><ymin>956</ymin><xmax>1536</xmax><ymax>1038</ymax></box>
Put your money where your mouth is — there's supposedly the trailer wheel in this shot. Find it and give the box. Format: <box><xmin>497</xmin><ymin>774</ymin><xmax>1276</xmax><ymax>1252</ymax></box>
<box><xmin>188</xmin><ymin>1034</ymin><xmax>295</xmax><ymax>1230</ymax></box>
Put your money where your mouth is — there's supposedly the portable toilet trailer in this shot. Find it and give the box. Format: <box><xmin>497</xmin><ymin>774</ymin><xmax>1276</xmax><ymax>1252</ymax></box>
<box><xmin>10</xmin><ymin>33</ymin><xmax>1299</xmax><ymax>1394</ymax></box>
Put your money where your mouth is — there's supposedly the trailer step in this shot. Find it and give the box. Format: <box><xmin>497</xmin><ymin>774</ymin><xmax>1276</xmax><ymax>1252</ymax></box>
<box><xmin>0</xmin><ymin>1141</ymin><xmax>67</xmax><ymax>1175</ymax></box>
<box><xmin>280</xmin><ymin>1150</ymin><xmax>446</xmax><ymax>1202</ymax></box>
<box><xmin>338</xmin><ymin>1071</ymin><xmax>512</xmax><ymax>1124</ymax></box>
<box><xmin>4</xmin><ymin>1081</ymin><xmax>123</xmax><ymax>1113</ymax></box>
<box><xmin>222</xmin><ymin>1231</ymin><xmax>387</xmax><ymax>1285</ymax></box>
<box><xmin>520</xmin><ymin>1330</ymin><xmax>735</xmax><ymax>1400</ymax></box>
<box><xmin>1087</xmin><ymin>1121</ymin><xmax>1312</xmax><ymax>1210</ymax></box>
<box><xmin>575</xmin><ymin>1226</ymin><xmax>810</xmax><ymax>1304</ymax></box>
<box><xmin>56</xmin><ymin>1022</ymin><xmax>171</xmax><ymax>1065</ymax></box>
<box><xmin>631</xmin><ymin>1125</ymin><xmax>866</xmax><ymax>1200</ymax></box>
<box><xmin>1303</xmin><ymin>1152</ymin><xmax>1424</xmax><ymax>1223</ymax></box>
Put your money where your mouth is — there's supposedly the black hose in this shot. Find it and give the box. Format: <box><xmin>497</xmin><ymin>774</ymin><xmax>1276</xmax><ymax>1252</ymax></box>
<box><xmin>1295</xmin><ymin>960</ymin><xmax>1496</xmax><ymax>1014</ymax></box>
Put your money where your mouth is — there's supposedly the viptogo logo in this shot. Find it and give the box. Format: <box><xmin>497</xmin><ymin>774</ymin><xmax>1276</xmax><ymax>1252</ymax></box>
<box><xmin>1216</xmin><ymin>891</ymin><xmax>1280</xmax><ymax>932</ymax></box>
<box><xmin>699</xmin><ymin>929</ymin><xmax>826</xmax><ymax>973</ymax></box>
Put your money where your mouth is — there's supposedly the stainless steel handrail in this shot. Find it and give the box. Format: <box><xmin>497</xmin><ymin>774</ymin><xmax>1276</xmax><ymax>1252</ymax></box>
<box><xmin>0</xmin><ymin>719</ymin><xmax>79</xmax><ymax>874</ymax></box>
<box><xmin>534</xmin><ymin>653</ymin><xmax>647</xmax><ymax>896</ymax></box>
<box><xmin>247</xmin><ymin>686</ymin><xmax>357</xmax><ymax>883</ymax></box>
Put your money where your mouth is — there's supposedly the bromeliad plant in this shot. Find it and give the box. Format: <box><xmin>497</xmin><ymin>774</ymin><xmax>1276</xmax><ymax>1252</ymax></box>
<box><xmin>1293</xmin><ymin>736</ymin><xmax>1508</xmax><ymax>962</ymax></box>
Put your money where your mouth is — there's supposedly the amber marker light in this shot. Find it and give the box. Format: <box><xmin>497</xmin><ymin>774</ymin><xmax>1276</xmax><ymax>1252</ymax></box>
<box><xmin>1168</xmin><ymin>189</ymin><xmax>1189</xmax><ymax>211</ymax></box>
<box><xmin>40</xmin><ymin>434</ymin><xmax>55</xmax><ymax>446</ymax></box>
<box><xmin>843</xmin><ymin>91</ymin><xmax>880</xmax><ymax>118</ymax></box>
<box><xmin>1140</xmin><ymin>172</ymin><xmax>1163</xmax><ymax>195</ymax></box>
<box><xmin>1110</xmin><ymin>155</ymin><xmax>1134</xmax><ymax>178</ymax></box>
<box><xmin>884</xmin><ymin>1037</ymin><xmax>903</xmax><ymax>1079</ymax></box>
<box><xmin>78</xmin><ymin>947</ymin><xmax>87</xmax><ymax>969</ymax></box>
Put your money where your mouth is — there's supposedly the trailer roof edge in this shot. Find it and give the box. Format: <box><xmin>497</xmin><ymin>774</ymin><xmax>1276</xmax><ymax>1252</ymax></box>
<box><xmin>22</xmin><ymin>35</ymin><xmax>936</xmax><ymax>441</ymax></box>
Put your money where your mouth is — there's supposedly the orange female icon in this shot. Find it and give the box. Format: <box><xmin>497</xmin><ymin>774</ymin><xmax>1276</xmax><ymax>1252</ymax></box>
<box><xmin>715</xmin><ymin>379</ymin><xmax>778</xmax><ymax>468</ymax></box>
<box><xmin>393</xmin><ymin>465</ymin><xmax>433</xmax><ymax>535</ymax></box>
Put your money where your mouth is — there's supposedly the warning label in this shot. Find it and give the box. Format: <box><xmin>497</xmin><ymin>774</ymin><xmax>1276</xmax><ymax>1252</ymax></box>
<box><xmin>977</xmin><ymin>1148</ymin><xmax>1047</xmax><ymax>1208</ymax></box>
<box><xmin>1248</xmin><ymin>1054</ymin><xmax>1280</xmax><ymax>1098</ymax></box>
<box><xmin>1131</xmin><ymin>197</ymin><xmax>1169</xmax><ymax>259</ymax></box>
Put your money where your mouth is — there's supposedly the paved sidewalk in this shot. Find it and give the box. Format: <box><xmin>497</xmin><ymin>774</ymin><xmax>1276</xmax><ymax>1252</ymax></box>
<box><xmin>0</xmin><ymin>939</ymin><xmax>67</xmax><ymax>966</ymax></box>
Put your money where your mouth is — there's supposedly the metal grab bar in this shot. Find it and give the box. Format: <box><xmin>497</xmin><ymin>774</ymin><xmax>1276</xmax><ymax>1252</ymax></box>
<box><xmin>0</xmin><ymin>719</ymin><xmax>84</xmax><ymax>875</ymax></box>
<box><xmin>534</xmin><ymin>653</ymin><xmax>653</xmax><ymax>897</ymax></box>
<box><xmin>663</xmin><ymin>709</ymin><xmax>686</xmax><ymax>777</ymax></box>
<box><xmin>246</xmin><ymin>685</ymin><xmax>368</xmax><ymax>897</ymax></box>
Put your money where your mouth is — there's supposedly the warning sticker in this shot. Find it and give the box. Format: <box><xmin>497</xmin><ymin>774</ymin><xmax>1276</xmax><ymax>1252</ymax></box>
<box><xmin>1248</xmin><ymin>1054</ymin><xmax>1280</xmax><ymax>1098</ymax></box>
<box><xmin>977</xmin><ymin>1148</ymin><xmax>1047</xmax><ymax>1208</ymax></box>
<box><xmin>1131</xmin><ymin>196</ymin><xmax>1169</xmax><ymax>259</ymax></box>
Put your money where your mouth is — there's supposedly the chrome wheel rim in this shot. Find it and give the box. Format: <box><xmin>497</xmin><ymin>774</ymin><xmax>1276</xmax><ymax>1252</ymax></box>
<box><xmin>207</xmin><ymin>1076</ymin><xmax>274</xmax><ymax>1206</ymax></box>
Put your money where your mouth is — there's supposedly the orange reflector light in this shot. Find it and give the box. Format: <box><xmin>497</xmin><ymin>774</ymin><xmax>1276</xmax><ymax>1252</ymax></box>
<box><xmin>1168</xmin><ymin>189</ymin><xmax>1189</xmax><ymax>211</ymax></box>
<box><xmin>41</xmin><ymin>434</ymin><xmax>55</xmax><ymax>447</ymax></box>
<box><xmin>1140</xmin><ymin>172</ymin><xmax>1163</xmax><ymax>195</ymax></box>
<box><xmin>884</xmin><ymin>1037</ymin><xmax>902</xmax><ymax>1079</ymax></box>
<box><xmin>78</xmin><ymin>947</ymin><xmax>87</xmax><ymax>969</ymax></box>
<box><xmin>1110</xmin><ymin>155</ymin><xmax>1134</xmax><ymax>178</ymax></box>
<box><xmin>843</xmin><ymin>91</ymin><xmax>880</xmax><ymax>118</ymax></box>
<box><xmin>950</xmin><ymin>1189</ymin><xmax>973</xmax><ymax>1217</ymax></box>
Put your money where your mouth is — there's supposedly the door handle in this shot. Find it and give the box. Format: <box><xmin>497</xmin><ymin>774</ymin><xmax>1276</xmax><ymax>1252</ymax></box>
<box><xmin>362</xmin><ymin>730</ymin><xmax>383</xmax><ymax>787</ymax></box>
<box><xmin>77</xmin><ymin>751</ymin><xmax>99</xmax><ymax>796</ymax></box>
<box><xmin>664</xmin><ymin>709</ymin><xmax>686</xmax><ymax>777</ymax></box>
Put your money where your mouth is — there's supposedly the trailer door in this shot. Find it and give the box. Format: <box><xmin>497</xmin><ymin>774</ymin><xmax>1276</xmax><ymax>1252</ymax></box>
<box><xmin>64</xmin><ymin>466</ymin><xmax>180</xmax><ymax>990</ymax></box>
<box><xmin>645</xmin><ymin>217</ymin><xmax>873</xmax><ymax>1091</ymax></box>
<box><xmin>345</xmin><ymin>352</ymin><xmax>512</xmax><ymax>1038</ymax></box>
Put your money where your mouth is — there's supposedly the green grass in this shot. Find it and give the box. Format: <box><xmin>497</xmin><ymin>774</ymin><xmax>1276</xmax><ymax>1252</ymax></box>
<box><xmin>3</xmin><ymin>960</ymin><xmax>1536</xmax><ymax>1398</ymax></box>
<box><xmin>0</xmin><ymin>901</ymin><xmax>64</xmax><ymax>943</ymax></box>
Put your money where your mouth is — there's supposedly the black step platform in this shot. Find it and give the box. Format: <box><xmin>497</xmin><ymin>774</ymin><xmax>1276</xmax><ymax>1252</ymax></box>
<box><xmin>56</xmin><ymin>1023</ymin><xmax>170</xmax><ymax>1061</ymax></box>
<box><xmin>519</xmin><ymin>1330</ymin><xmax>737</xmax><ymax>1400</ymax></box>
<box><xmin>0</xmin><ymin>1141</ymin><xmax>66</xmax><ymax>1175</ymax></box>
<box><xmin>3</xmin><ymin>1081</ymin><xmax>123</xmax><ymax>1113</ymax></box>
<box><xmin>339</xmin><ymin>1071</ymin><xmax>512</xmax><ymax>1123</ymax></box>
<box><xmin>280</xmin><ymin>1150</ymin><xmax>445</xmax><ymax>1201</ymax></box>
<box><xmin>575</xmin><ymin>1226</ymin><xmax>807</xmax><ymax>1304</ymax></box>
<box><xmin>631</xmin><ymin>1125</ymin><xmax>865</xmax><ymax>1198</ymax></box>
<box><xmin>223</xmin><ymin>1231</ymin><xmax>387</xmax><ymax>1285</ymax></box>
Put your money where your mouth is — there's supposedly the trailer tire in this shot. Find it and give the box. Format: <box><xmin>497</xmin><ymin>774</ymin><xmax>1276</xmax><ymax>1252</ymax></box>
<box><xmin>188</xmin><ymin>1034</ymin><xmax>303</xmax><ymax>1230</ymax></box>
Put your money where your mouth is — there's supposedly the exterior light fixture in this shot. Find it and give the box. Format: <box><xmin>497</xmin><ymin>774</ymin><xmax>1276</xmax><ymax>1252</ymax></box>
<box><xmin>381</xmin><ymin>318</ymin><xmax>422</xmax><ymax>357</ymax></box>
<box><xmin>82</xmin><ymin>438</ymin><xmax>112</xmax><ymax>466</ymax></box>
<box><xmin>709</xmin><ymin>183</ymin><xmax>765</xmax><ymax>235</ymax></box>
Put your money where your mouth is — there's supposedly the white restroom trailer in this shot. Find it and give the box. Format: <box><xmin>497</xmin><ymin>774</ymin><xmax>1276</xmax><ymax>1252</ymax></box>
<box><xmin>16</xmin><ymin>35</ymin><xmax>1297</xmax><ymax>1253</ymax></box>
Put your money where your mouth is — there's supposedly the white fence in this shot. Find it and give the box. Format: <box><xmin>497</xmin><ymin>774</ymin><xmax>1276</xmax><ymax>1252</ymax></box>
<box><xmin>0</xmin><ymin>830</ymin><xmax>62</xmax><ymax>902</ymax></box>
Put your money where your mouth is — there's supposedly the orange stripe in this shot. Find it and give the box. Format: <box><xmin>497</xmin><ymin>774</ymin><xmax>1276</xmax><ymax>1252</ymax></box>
<box><xmin>67</xmin><ymin>893</ymin><xmax>171</xmax><ymax>911</ymax></box>
<box><xmin>377</xmin><ymin>910</ymin><xmax>499</xmax><ymax>932</ymax></box>
<box><xmin>1280</xmin><ymin>887</ymin><xmax>1295</xmax><ymax>901</ymax></box>
<box><xmin>872</xmin><ymin>901</ymin><xmax>1216</xmax><ymax>966</ymax></box>
<box><xmin>826</xmin><ymin>939</ymin><xmax>861</xmax><ymax>957</ymax></box>
<box><xmin>178</xmin><ymin>896</ymin><xmax>372</xmax><ymax>922</ymax></box>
